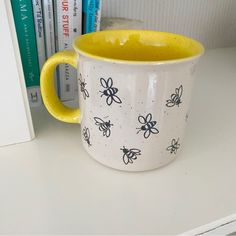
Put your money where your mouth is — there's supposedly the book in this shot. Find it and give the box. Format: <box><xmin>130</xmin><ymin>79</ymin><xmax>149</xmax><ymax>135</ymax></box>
<box><xmin>32</xmin><ymin>0</ymin><xmax>46</xmax><ymax>70</ymax></box>
<box><xmin>54</xmin><ymin>0</ymin><xmax>82</xmax><ymax>101</ymax></box>
<box><xmin>42</xmin><ymin>0</ymin><xmax>56</xmax><ymax>58</ymax></box>
<box><xmin>0</xmin><ymin>0</ymin><xmax>35</xmax><ymax>146</ymax></box>
<box><xmin>82</xmin><ymin>0</ymin><xmax>102</xmax><ymax>34</ymax></box>
<box><xmin>94</xmin><ymin>0</ymin><xmax>102</xmax><ymax>31</ymax></box>
<box><xmin>11</xmin><ymin>0</ymin><xmax>42</xmax><ymax>107</ymax></box>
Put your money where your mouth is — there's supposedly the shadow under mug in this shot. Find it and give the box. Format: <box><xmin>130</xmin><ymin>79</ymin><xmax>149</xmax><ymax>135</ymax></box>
<box><xmin>40</xmin><ymin>30</ymin><xmax>204</xmax><ymax>172</ymax></box>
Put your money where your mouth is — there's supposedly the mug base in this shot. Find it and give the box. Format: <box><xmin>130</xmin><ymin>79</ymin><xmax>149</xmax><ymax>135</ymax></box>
<box><xmin>85</xmin><ymin>149</ymin><xmax>178</xmax><ymax>172</ymax></box>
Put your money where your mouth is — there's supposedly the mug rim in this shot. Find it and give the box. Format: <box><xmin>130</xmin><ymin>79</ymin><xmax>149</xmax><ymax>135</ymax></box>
<box><xmin>73</xmin><ymin>30</ymin><xmax>205</xmax><ymax>65</ymax></box>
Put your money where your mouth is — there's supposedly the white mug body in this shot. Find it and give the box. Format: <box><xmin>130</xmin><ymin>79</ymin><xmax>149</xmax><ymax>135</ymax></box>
<box><xmin>77</xmin><ymin>55</ymin><xmax>199</xmax><ymax>171</ymax></box>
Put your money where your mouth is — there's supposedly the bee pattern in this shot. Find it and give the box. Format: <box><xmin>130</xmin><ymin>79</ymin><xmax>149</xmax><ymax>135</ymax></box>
<box><xmin>83</xmin><ymin>127</ymin><xmax>91</xmax><ymax>147</ymax></box>
<box><xmin>120</xmin><ymin>146</ymin><xmax>141</xmax><ymax>165</ymax></box>
<box><xmin>166</xmin><ymin>138</ymin><xmax>180</xmax><ymax>154</ymax></box>
<box><xmin>94</xmin><ymin>117</ymin><xmax>113</xmax><ymax>137</ymax></box>
<box><xmin>166</xmin><ymin>85</ymin><xmax>183</xmax><ymax>107</ymax></box>
<box><xmin>100</xmin><ymin>77</ymin><xmax>122</xmax><ymax>106</ymax></box>
<box><xmin>136</xmin><ymin>113</ymin><xmax>159</xmax><ymax>139</ymax></box>
<box><xmin>78</xmin><ymin>73</ymin><xmax>89</xmax><ymax>100</ymax></box>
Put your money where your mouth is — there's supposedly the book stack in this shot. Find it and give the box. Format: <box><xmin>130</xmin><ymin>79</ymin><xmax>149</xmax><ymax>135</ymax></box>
<box><xmin>11</xmin><ymin>0</ymin><xmax>102</xmax><ymax>106</ymax></box>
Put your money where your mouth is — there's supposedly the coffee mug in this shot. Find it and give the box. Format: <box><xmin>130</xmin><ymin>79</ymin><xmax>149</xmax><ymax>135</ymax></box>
<box><xmin>40</xmin><ymin>30</ymin><xmax>204</xmax><ymax>171</ymax></box>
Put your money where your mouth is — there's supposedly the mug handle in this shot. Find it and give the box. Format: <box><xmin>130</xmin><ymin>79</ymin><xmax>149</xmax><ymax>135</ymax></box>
<box><xmin>40</xmin><ymin>50</ymin><xmax>81</xmax><ymax>123</ymax></box>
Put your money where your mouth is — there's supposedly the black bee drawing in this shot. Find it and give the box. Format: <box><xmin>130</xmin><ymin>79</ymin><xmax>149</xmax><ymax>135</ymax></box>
<box><xmin>136</xmin><ymin>113</ymin><xmax>159</xmax><ymax>139</ymax></box>
<box><xmin>78</xmin><ymin>73</ymin><xmax>89</xmax><ymax>100</ymax></box>
<box><xmin>120</xmin><ymin>146</ymin><xmax>141</xmax><ymax>165</ymax></box>
<box><xmin>83</xmin><ymin>127</ymin><xmax>91</xmax><ymax>147</ymax></box>
<box><xmin>166</xmin><ymin>85</ymin><xmax>183</xmax><ymax>107</ymax></box>
<box><xmin>94</xmin><ymin>117</ymin><xmax>113</xmax><ymax>137</ymax></box>
<box><xmin>100</xmin><ymin>77</ymin><xmax>122</xmax><ymax>106</ymax></box>
<box><xmin>166</xmin><ymin>138</ymin><xmax>180</xmax><ymax>154</ymax></box>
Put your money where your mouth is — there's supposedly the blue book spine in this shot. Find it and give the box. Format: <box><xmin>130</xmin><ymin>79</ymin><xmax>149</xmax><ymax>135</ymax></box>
<box><xmin>82</xmin><ymin>0</ymin><xmax>101</xmax><ymax>34</ymax></box>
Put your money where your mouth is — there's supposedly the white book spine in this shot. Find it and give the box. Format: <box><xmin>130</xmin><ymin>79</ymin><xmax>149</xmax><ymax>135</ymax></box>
<box><xmin>55</xmin><ymin>0</ymin><xmax>82</xmax><ymax>101</ymax></box>
<box><xmin>73</xmin><ymin>0</ymin><xmax>82</xmax><ymax>36</ymax></box>
<box><xmin>42</xmin><ymin>0</ymin><xmax>56</xmax><ymax>58</ymax></box>
<box><xmin>71</xmin><ymin>0</ymin><xmax>82</xmax><ymax>94</ymax></box>
<box><xmin>95</xmin><ymin>0</ymin><xmax>102</xmax><ymax>31</ymax></box>
<box><xmin>32</xmin><ymin>0</ymin><xmax>46</xmax><ymax>70</ymax></box>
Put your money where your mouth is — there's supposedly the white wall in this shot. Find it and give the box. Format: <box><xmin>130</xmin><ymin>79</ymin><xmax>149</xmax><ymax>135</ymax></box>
<box><xmin>102</xmin><ymin>0</ymin><xmax>236</xmax><ymax>49</ymax></box>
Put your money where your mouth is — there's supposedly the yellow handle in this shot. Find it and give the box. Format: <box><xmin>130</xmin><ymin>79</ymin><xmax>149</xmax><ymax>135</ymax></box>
<box><xmin>40</xmin><ymin>51</ymin><xmax>81</xmax><ymax>123</ymax></box>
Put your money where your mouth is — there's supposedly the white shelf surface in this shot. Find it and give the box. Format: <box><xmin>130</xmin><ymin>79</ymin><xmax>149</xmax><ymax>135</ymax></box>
<box><xmin>0</xmin><ymin>47</ymin><xmax>236</xmax><ymax>235</ymax></box>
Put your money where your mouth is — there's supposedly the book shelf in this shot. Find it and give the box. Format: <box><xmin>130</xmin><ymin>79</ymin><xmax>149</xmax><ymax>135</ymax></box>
<box><xmin>0</xmin><ymin>47</ymin><xmax>236</xmax><ymax>234</ymax></box>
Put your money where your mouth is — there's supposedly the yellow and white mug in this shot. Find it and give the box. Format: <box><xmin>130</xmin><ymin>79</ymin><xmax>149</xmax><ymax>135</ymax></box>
<box><xmin>40</xmin><ymin>30</ymin><xmax>204</xmax><ymax>171</ymax></box>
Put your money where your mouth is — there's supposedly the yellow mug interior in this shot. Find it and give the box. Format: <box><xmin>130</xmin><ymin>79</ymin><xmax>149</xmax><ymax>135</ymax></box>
<box><xmin>73</xmin><ymin>30</ymin><xmax>204</xmax><ymax>63</ymax></box>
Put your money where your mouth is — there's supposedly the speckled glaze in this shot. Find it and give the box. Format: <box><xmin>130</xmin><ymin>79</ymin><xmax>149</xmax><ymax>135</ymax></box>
<box><xmin>78</xmin><ymin>55</ymin><xmax>200</xmax><ymax>171</ymax></box>
<box><xmin>41</xmin><ymin>30</ymin><xmax>204</xmax><ymax>171</ymax></box>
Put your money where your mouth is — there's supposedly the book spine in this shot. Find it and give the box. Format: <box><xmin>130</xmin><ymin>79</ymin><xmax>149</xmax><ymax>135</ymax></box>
<box><xmin>11</xmin><ymin>0</ymin><xmax>42</xmax><ymax>107</ymax></box>
<box><xmin>27</xmin><ymin>87</ymin><xmax>42</xmax><ymax>107</ymax></box>
<box><xmin>94</xmin><ymin>0</ymin><xmax>102</xmax><ymax>31</ymax></box>
<box><xmin>32</xmin><ymin>0</ymin><xmax>46</xmax><ymax>70</ymax></box>
<box><xmin>55</xmin><ymin>0</ymin><xmax>82</xmax><ymax>101</ymax></box>
<box><xmin>73</xmin><ymin>0</ymin><xmax>82</xmax><ymax>36</ymax></box>
<box><xmin>42</xmin><ymin>0</ymin><xmax>56</xmax><ymax>58</ymax></box>
<box><xmin>82</xmin><ymin>0</ymin><xmax>95</xmax><ymax>34</ymax></box>
<box><xmin>82</xmin><ymin>0</ymin><xmax>101</xmax><ymax>34</ymax></box>
<box><xmin>82</xmin><ymin>0</ymin><xmax>87</xmax><ymax>34</ymax></box>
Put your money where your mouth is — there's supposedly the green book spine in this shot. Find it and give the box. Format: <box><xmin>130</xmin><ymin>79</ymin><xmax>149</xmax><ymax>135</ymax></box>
<box><xmin>11</xmin><ymin>0</ymin><xmax>42</xmax><ymax>107</ymax></box>
<box><xmin>11</xmin><ymin>0</ymin><xmax>40</xmax><ymax>89</ymax></box>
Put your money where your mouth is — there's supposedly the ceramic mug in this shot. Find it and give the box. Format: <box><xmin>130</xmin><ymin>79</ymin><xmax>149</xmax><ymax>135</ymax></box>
<box><xmin>40</xmin><ymin>30</ymin><xmax>204</xmax><ymax>171</ymax></box>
